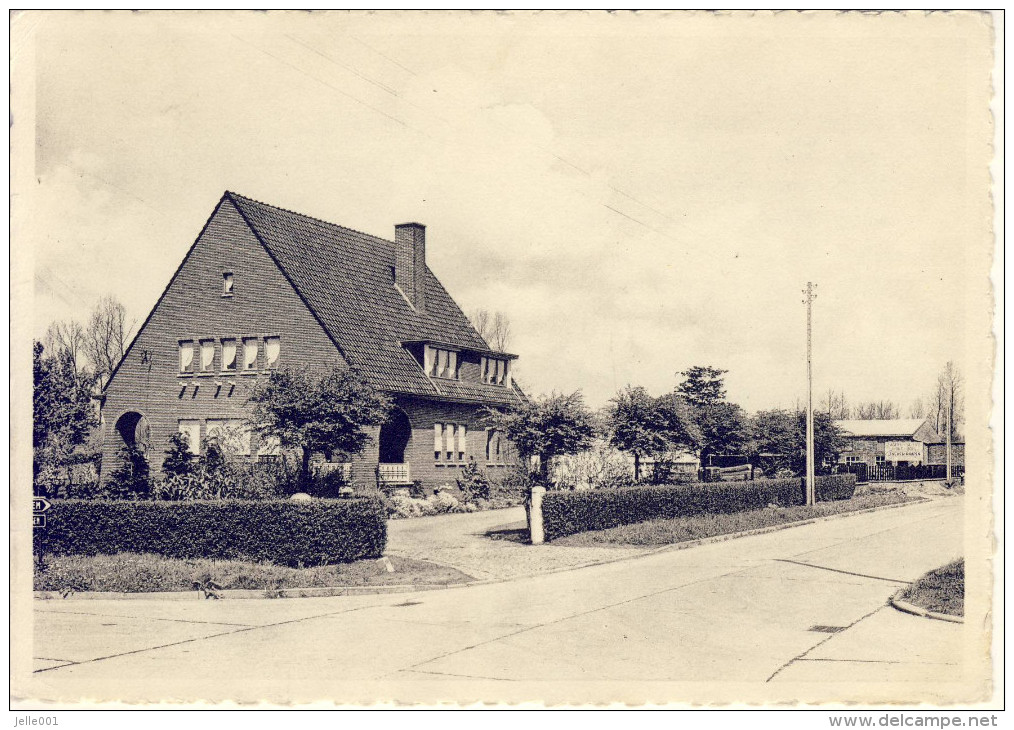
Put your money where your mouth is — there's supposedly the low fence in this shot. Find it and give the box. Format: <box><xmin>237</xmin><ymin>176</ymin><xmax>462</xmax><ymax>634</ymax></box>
<box><xmin>835</xmin><ymin>463</ymin><xmax>964</xmax><ymax>483</ymax></box>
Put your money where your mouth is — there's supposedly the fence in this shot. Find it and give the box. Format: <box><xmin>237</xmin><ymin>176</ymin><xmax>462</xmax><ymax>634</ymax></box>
<box><xmin>835</xmin><ymin>462</ymin><xmax>964</xmax><ymax>483</ymax></box>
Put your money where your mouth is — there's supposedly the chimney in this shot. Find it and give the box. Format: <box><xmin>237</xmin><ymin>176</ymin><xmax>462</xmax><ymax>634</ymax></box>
<box><xmin>395</xmin><ymin>222</ymin><xmax>426</xmax><ymax>312</ymax></box>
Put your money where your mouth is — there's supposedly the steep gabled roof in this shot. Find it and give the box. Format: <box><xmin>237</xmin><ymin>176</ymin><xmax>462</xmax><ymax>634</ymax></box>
<box><xmin>227</xmin><ymin>192</ymin><xmax>522</xmax><ymax>406</ymax></box>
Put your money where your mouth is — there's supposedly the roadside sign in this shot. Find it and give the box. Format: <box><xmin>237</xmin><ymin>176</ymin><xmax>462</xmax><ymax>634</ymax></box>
<box><xmin>33</xmin><ymin>514</ymin><xmax>46</xmax><ymax>528</ymax></box>
<box><xmin>33</xmin><ymin>497</ymin><xmax>52</xmax><ymax>513</ymax></box>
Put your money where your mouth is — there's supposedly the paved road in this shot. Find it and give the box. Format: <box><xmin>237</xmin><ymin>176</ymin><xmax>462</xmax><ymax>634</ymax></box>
<box><xmin>22</xmin><ymin>496</ymin><xmax>974</xmax><ymax>705</ymax></box>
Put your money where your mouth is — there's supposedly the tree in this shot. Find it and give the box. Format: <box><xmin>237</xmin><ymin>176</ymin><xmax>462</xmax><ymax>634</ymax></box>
<box><xmin>249</xmin><ymin>365</ymin><xmax>391</xmax><ymax>488</ymax></box>
<box><xmin>162</xmin><ymin>432</ymin><xmax>196</xmax><ymax>478</ymax></box>
<box><xmin>908</xmin><ymin>397</ymin><xmax>926</xmax><ymax>419</ymax></box>
<box><xmin>676</xmin><ymin>365</ymin><xmax>727</xmax><ymax>410</ymax></box>
<box><xmin>470</xmin><ymin>308</ymin><xmax>512</xmax><ymax>351</ymax></box>
<box><xmin>749</xmin><ymin>409</ymin><xmax>797</xmax><ymax>474</ymax></box>
<box><xmin>605</xmin><ymin>386</ymin><xmax>699</xmax><ymax>481</ymax></box>
<box><xmin>45</xmin><ymin>319</ymin><xmax>86</xmax><ymax>377</ymax></box>
<box><xmin>85</xmin><ymin>295</ymin><xmax>132</xmax><ymax>387</ymax></box>
<box><xmin>485</xmin><ymin>391</ymin><xmax>597</xmax><ymax>485</ymax></box>
<box><xmin>930</xmin><ymin>361</ymin><xmax>964</xmax><ymax>437</ymax></box>
<box><xmin>676</xmin><ymin>366</ymin><xmax>748</xmax><ymax>463</ymax></box>
<box><xmin>793</xmin><ymin>411</ymin><xmax>847</xmax><ymax>475</ymax></box>
<box><xmin>33</xmin><ymin>340</ymin><xmax>98</xmax><ymax>493</ymax></box>
<box><xmin>819</xmin><ymin>388</ymin><xmax>850</xmax><ymax>420</ymax></box>
<box><xmin>852</xmin><ymin>400</ymin><xmax>899</xmax><ymax>420</ymax></box>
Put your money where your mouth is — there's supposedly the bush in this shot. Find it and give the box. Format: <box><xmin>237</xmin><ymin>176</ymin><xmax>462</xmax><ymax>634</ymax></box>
<box><xmin>456</xmin><ymin>460</ymin><xmax>492</xmax><ymax>502</ymax></box>
<box><xmin>34</xmin><ymin>498</ymin><xmax>387</xmax><ymax>567</ymax></box>
<box><xmin>540</xmin><ymin>474</ymin><xmax>856</xmax><ymax>541</ymax></box>
<box><xmin>385</xmin><ymin>491</ymin><xmax>466</xmax><ymax>519</ymax></box>
<box><xmin>814</xmin><ymin>473</ymin><xmax>857</xmax><ymax>501</ymax></box>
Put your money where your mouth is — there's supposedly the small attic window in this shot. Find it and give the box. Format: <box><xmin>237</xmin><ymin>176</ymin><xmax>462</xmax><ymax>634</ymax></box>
<box><xmin>223</xmin><ymin>272</ymin><xmax>234</xmax><ymax>296</ymax></box>
<box><xmin>390</xmin><ymin>265</ymin><xmax>396</xmax><ymax>282</ymax></box>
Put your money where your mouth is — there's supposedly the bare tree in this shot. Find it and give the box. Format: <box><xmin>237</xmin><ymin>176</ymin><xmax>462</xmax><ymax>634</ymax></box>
<box><xmin>935</xmin><ymin>361</ymin><xmax>964</xmax><ymax>438</ymax></box>
<box><xmin>44</xmin><ymin>319</ymin><xmax>87</xmax><ymax>375</ymax></box>
<box><xmin>908</xmin><ymin>397</ymin><xmax>926</xmax><ymax>419</ymax></box>
<box><xmin>85</xmin><ymin>296</ymin><xmax>132</xmax><ymax>387</ymax></box>
<box><xmin>819</xmin><ymin>388</ymin><xmax>850</xmax><ymax>420</ymax></box>
<box><xmin>852</xmin><ymin>400</ymin><xmax>899</xmax><ymax>420</ymax></box>
<box><xmin>469</xmin><ymin>308</ymin><xmax>512</xmax><ymax>352</ymax></box>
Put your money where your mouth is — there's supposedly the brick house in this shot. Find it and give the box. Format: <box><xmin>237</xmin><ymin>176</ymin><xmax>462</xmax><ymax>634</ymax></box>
<box><xmin>834</xmin><ymin>418</ymin><xmax>943</xmax><ymax>468</ymax></box>
<box><xmin>98</xmin><ymin>192</ymin><xmax>525</xmax><ymax>490</ymax></box>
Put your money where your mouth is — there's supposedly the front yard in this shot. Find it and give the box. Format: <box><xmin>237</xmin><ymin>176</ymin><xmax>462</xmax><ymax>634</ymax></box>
<box><xmin>34</xmin><ymin>552</ymin><xmax>473</xmax><ymax>595</ymax></box>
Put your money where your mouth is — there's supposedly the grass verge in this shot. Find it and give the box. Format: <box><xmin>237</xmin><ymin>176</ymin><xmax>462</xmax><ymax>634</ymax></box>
<box><xmin>898</xmin><ymin>559</ymin><xmax>964</xmax><ymax>617</ymax></box>
<box><xmin>552</xmin><ymin>491</ymin><xmax>918</xmax><ymax>547</ymax></box>
<box><xmin>34</xmin><ymin>553</ymin><xmax>474</xmax><ymax>594</ymax></box>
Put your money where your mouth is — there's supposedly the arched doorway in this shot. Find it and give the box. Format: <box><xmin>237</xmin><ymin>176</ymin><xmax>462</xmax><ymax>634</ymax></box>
<box><xmin>115</xmin><ymin>411</ymin><xmax>150</xmax><ymax>454</ymax></box>
<box><xmin>378</xmin><ymin>409</ymin><xmax>412</xmax><ymax>464</ymax></box>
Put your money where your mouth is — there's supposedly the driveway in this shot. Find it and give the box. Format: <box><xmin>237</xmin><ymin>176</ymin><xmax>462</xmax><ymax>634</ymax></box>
<box><xmin>21</xmin><ymin>496</ymin><xmax>979</xmax><ymax>705</ymax></box>
<box><xmin>384</xmin><ymin>506</ymin><xmax>654</xmax><ymax>581</ymax></box>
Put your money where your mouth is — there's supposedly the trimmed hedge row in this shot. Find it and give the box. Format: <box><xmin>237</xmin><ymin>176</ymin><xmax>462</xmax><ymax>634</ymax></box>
<box><xmin>541</xmin><ymin>474</ymin><xmax>857</xmax><ymax>542</ymax></box>
<box><xmin>34</xmin><ymin>498</ymin><xmax>387</xmax><ymax>567</ymax></box>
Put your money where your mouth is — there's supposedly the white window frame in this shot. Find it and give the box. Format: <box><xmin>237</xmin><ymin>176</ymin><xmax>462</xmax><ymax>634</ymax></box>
<box><xmin>221</xmin><ymin>338</ymin><xmax>237</xmax><ymax>372</ymax></box>
<box><xmin>242</xmin><ymin>337</ymin><xmax>258</xmax><ymax>370</ymax></box>
<box><xmin>200</xmin><ymin>340</ymin><xmax>216</xmax><ymax>372</ymax></box>
<box><xmin>264</xmin><ymin>336</ymin><xmax>280</xmax><ymax>369</ymax></box>
<box><xmin>223</xmin><ymin>272</ymin><xmax>234</xmax><ymax>296</ymax></box>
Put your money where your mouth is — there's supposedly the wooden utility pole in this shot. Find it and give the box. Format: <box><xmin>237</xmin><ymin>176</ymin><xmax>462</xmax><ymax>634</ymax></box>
<box><xmin>804</xmin><ymin>282</ymin><xmax>817</xmax><ymax>506</ymax></box>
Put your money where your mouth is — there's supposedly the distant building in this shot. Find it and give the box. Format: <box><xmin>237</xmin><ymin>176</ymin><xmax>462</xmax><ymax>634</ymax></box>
<box><xmin>834</xmin><ymin>418</ymin><xmax>963</xmax><ymax>468</ymax></box>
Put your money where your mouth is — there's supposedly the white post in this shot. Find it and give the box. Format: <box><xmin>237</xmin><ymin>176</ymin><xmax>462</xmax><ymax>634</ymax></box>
<box><xmin>945</xmin><ymin>388</ymin><xmax>953</xmax><ymax>486</ymax></box>
<box><xmin>529</xmin><ymin>486</ymin><xmax>546</xmax><ymax>545</ymax></box>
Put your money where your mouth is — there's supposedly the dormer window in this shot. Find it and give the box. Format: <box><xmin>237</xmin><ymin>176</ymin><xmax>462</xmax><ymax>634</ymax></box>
<box><xmin>423</xmin><ymin>345</ymin><xmax>458</xmax><ymax>380</ymax></box>
<box><xmin>223</xmin><ymin>272</ymin><xmax>234</xmax><ymax>296</ymax></box>
<box><xmin>480</xmin><ymin>356</ymin><xmax>509</xmax><ymax>385</ymax></box>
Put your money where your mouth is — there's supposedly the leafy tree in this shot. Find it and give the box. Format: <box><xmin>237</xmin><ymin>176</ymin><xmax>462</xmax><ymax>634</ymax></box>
<box><xmin>249</xmin><ymin>365</ymin><xmax>391</xmax><ymax>488</ymax></box>
<box><xmin>33</xmin><ymin>340</ymin><xmax>98</xmax><ymax>494</ymax></box>
<box><xmin>606</xmin><ymin>386</ymin><xmax>699</xmax><ymax>481</ymax></box>
<box><xmin>675</xmin><ymin>365</ymin><xmax>748</xmax><ymax>464</ymax></box>
<box><xmin>676</xmin><ymin>365</ymin><xmax>728</xmax><ymax>409</ymax></box>
<box><xmin>748</xmin><ymin>409</ymin><xmax>797</xmax><ymax>475</ymax></box>
<box><xmin>485</xmin><ymin>391</ymin><xmax>597</xmax><ymax>486</ymax></box>
<box><xmin>792</xmin><ymin>411</ymin><xmax>847</xmax><ymax>475</ymax></box>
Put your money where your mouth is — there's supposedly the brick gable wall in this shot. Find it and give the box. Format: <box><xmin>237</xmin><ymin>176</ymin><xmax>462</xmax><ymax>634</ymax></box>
<box><xmin>100</xmin><ymin>199</ymin><xmax>345</xmax><ymax>479</ymax></box>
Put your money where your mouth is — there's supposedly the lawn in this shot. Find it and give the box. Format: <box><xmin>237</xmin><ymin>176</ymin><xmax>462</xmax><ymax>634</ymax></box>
<box><xmin>898</xmin><ymin>559</ymin><xmax>964</xmax><ymax>617</ymax></box>
<box><xmin>552</xmin><ymin>491</ymin><xmax>917</xmax><ymax>547</ymax></box>
<box><xmin>34</xmin><ymin>552</ymin><xmax>474</xmax><ymax>595</ymax></box>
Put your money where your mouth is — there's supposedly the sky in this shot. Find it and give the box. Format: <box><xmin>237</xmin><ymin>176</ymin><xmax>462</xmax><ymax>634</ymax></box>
<box><xmin>17</xmin><ymin>10</ymin><xmax>996</xmax><ymax>413</ymax></box>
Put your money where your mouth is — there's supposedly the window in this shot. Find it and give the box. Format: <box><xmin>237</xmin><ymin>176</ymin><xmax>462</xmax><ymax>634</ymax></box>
<box><xmin>423</xmin><ymin>345</ymin><xmax>458</xmax><ymax>379</ymax></box>
<box><xmin>179</xmin><ymin>341</ymin><xmax>194</xmax><ymax>373</ymax></box>
<box><xmin>875</xmin><ymin>455</ymin><xmax>886</xmax><ymax>465</ymax></box>
<box><xmin>200</xmin><ymin>340</ymin><xmax>215</xmax><ymax>372</ymax></box>
<box><xmin>456</xmin><ymin>424</ymin><xmax>467</xmax><ymax>460</ymax></box>
<box><xmin>480</xmin><ymin>356</ymin><xmax>509</xmax><ymax>385</ymax></box>
<box><xmin>242</xmin><ymin>337</ymin><xmax>258</xmax><ymax>370</ymax></box>
<box><xmin>434</xmin><ymin>423</ymin><xmax>444</xmax><ymax>460</ymax></box>
<box><xmin>486</xmin><ymin>429</ymin><xmax>505</xmax><ymax>464</ymax></box>
<box><xmin>844</xmin><ymin>455</ymin><xmax>862</xmax><ymax>465</ymax></box>
<box><xmin>264</xmin><ymin>337</ymin><xmax>280</xmax><ymax>369</ymax></box>
<box><xmin>206</xmin><ymin>419</ymin><xmax>251</xmax><ymax>456</ymax></box>
<box><xmin>221</xmin><ymin>339</ymin><xmax>237</xmax><ymax>371</ymax></box>
<box><xmin>223</xmin><ymin>272</ymin><xmax>234</xmax><ymax>296</ymax></box>
<box><xmin>178</xmin><ymin>420</ymin><xmax>201</xmax><ymax>455</ymax></box>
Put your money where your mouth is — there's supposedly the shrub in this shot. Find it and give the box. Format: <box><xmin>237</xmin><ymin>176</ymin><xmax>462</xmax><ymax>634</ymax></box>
<box><xmin>104</xmin><ymin>444</ymin><xmax>152</xmax><ymax>499</ymax></box>
<box><xmin>457</xmin><ymin>460</ymin><xmax>492</xmax><ymax>502</ymax></box>
<box><xmin>540</xmin><ymin>475</ymin><xmax>856</xmax><ymax>541</ymax></box>
<box><xmin>814</xmin><ymin>473</ymin><xmax>857</xmax><ymax>501</ymax></box>
<box><xmin>385</xmin><ymin>491</ymin><xmax>466</xmax><ymax>519</ymax></box>
<box><xmin>34</xmin><ymin>498</ymin><xmax>387</xmax><ymax>567</ymax></box>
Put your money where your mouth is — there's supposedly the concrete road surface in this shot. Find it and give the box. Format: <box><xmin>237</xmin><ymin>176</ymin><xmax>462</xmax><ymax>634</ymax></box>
<box><xmin>20</xmin><ymin>496</ymin><xmax>984</xmax><ymax>705</ymax></box>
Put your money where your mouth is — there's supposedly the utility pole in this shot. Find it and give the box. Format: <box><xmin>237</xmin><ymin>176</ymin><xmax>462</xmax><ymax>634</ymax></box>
<box><xmin>945</xmin><ymin>382</ymin><xmax>953</xmax><ymax>486</ymax></box>
<box><xmin>804</xmin><ymin>282</ymin><xmax>817</xmax><ymax>506</ymax></box>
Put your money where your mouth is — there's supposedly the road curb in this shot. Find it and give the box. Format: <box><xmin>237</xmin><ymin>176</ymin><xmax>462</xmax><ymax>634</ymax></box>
<box><xmin>33</xmin><ymin>495</ymin><xmax>943</xmax><ymax>602</ymax></box>
<box><xmin>889</xmin><ymin>592</ymin><xmax>964</xmax><ymax>624</ymax></box>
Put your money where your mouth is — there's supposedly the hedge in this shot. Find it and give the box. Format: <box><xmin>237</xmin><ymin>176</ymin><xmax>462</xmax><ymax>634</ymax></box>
<box><xmin>33</xmin><ymin>498</ymin><xmax>387</xmax><ymax>567</ymax></box>
<box><xmin>541</xmin><ymin>474</ymin><xmax>857</xmax><ymax>542</ymax></box>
